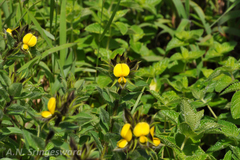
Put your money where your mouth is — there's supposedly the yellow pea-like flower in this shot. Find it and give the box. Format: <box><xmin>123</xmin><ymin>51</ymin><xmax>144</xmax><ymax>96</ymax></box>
<box><xmin>133</xmin><ymin>122</ymin><xmax>150</xmax><ymax>137</ymax></box>
<box><xmin>152</xmin><ymin>137</ymin><xmax>161</xmax><ymax>146</ymax></box>
<box><xmin>113</xmin><ymin>63</ymin><xmax>130</xmax><ymax>78</ymax></box>
<box><xmin>118</xmin><ymin>77</ymin><xmax>126</xmax><ymax>84</ymax></box>
<box><xmin>41</xmin><ymin>111</ymin><xmax>52</xmax><ymax>118</ymax></box>
<box><xmin>139</xmin><ymin>136</ymin><xmax>148</xmax><ymax>143</ymax></box>
<box><xmin>150</xmin><ymin>126</ymin><xmax>161</xmax><ymax>146</ymax></box>
<box><xmin>117</xmin><ymin>139</ymin><xmax>128</xmax><ymax>148</ymax></box>
<box><xmin>23</xmin><ymin>33</ymin><xmax>37</xmax><ymax>47</ymax></box>
<box><xmin>120</xmin><ymin>123</ymin><xmax>132</xmax><ymax>142</ymax></box>
<box><xmin>41</xmin><ymin>97</ymin><xmax>56</xmax><ymax>118</ymax></box>
<box><xmin>117</xmin><ymin>123</ymin><xmax>133</xmax><ymax>148</ymax></box>
<box><xmin>22</xmin><ymin>44</ymin><xmax>29</xmax><ymax>50</ymax></box>
<box><xmin>6</xmin><ymin>28</ymin><xmax>13</xmax><ymax>36</ymax></box>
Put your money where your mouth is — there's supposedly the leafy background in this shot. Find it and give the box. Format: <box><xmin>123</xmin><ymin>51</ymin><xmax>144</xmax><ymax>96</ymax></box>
<box><xmin>1</xmin><ymin>0</ymin><xmax>240</xmax><ymax>159</ymax></box>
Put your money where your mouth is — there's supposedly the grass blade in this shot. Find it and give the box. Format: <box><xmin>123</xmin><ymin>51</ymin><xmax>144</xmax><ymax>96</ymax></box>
<box><xmin>99</xmin><ymin>0</ymin><xmax>121</xmax><ymax>41</ymax></box>
<box><xmin>59</xmin><ymin>0</ymin><xmax>67</xmax><ymax>71</ymax></box>
<box><xmin>172</xmin><ymin>0</ymin><xmax>187</xmax><ymax>19</ymax></box>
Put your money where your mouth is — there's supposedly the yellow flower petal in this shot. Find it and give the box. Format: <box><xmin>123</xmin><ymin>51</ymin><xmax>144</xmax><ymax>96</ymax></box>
<box><xmin>6</xmin><ymin>28</ymin><xmax>13</xmax><ymax>36</ymax></box>
<box><xmin>41</xmin><ymin>111</ymin><xmax>52</xmax><ymax>118</ymax></box>
<box><xmin>113</xmin><ymin>63</ymin><xmax>130</xmax><ymax>77</ymax></box>
<box><xmin>133</xmin><ymin>122</ymin><xmax>150</xmax><ymax>137</ymax></box>
<box><xmin>118</xmin><ymin>77</ymin><xmax>127</xmax><ymax>84</ymax></box>
<box><xmin>139</xmin><ymin>136</ymin><xmax>148</xmax><ymax>143</ymax></box>
<box><xmin>23</xmin><ymin>33</ymin><xmax>37</xmax><ymax>47</ymax></box>
<box><xmin>22</xmin><ymin>44</ymin><xmax>29</xmax><ymax>50</ymax></box>
<box><xmin>117</xmin><ymin>139</ymin><xmax>128</xmax><ymax>148</ymax></box>
<box><xmin>48</xmin><ymin>97</ymin><xmax>56</xmax><ymax>114</ymax></box>
<box><xmin>153</xmin><ymin>137</ymin><xmax>161</xmax><ymax>146</ymax></box>
<box><xmin>120</xmin><ymin>123</ymin><xmax>132</xmax><ymax>142</ymax></box>
<box><xmin>150</xmin><ymin>126</ymin><xmax>155</xmax><ymax>138</ymax></box>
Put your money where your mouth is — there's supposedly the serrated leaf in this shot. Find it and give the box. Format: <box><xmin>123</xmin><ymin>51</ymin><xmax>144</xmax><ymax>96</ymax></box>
<box><xmin>215</xmin><ymin>74</ymin><xmax>232</xmax><ymax>92</ymax></box>
<box><xmin>160</xmin><ymin>110</ymin><xmax>179</xmax><ymax>124</ymax></box>
<box><xmin>231</xmin><ymin>91</ymin><xmax>240</xmax><ymax>119</ymax></box>
<box><xmin>229</xmin><ymin>145</ymin><xmax>240</xmax><ymax>159</ymax></box>
<box><xmin>85</xmin><ymin>23</ymin><xmax>103</xmax><ymax>34</ymax></box>
<box><xmin>221</xmin><ymin>82</ymin><xmax>240</xmax><ymax>95</ymax></box>
<box><xmin>149</xmin><ymin>90</ymin><xmax>163</xmax><ymax>102</ymax></box>
<box><xmin>218</xmin><ymin>120</ymin><xmax>239</xmax><ymax>138</ymax></box>
<box><xmin>179</xmin><ymin>123</ymin><xmax>198</xmax><ymax>139</ymax></box>
<box><xmin>152</xmin><ymin>58</ymin><xmax>169</xmax><ymax>76</ymax></box>
<box><xmin>157</xmin><ymin>135</ymin><xmax>180</xmax><ymax>150</ymax></box>
<box><xmin>181</xmin><ymin>99</ymin><xmax>203</xmax><ymax>130</ymax></box>
<box><xmin>207</xmin><ymin>139</ymin><xmax>231</xmax><ymax>152</ymax></box>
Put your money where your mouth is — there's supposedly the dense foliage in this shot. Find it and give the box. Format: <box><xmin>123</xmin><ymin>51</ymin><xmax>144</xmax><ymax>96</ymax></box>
<box><xmin>1</xmin><ymin>0</ymin><xmax>240</xmax><ymax>159</ymax></box>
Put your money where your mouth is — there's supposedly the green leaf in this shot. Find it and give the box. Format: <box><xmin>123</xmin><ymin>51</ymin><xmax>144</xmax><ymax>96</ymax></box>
<box><xmin>0</xmin><ymin>70</ymin><xmax>11</xmax><ymax>87</ymax></box>
<box><xmin>0</xmin><ymin>35</ymin><xmax>5</xmax><ymax>51</ymax></box>
<box><xmin>85</xmin><ymin>23</ymin><xmax>103</xmax><ymax>34</ymax></box>
<box><xmin>157</xmin><ymin>135</ymin><xmax>180</xmax><ymax>150</ymax></box>
<box><xmin>0</xmin><ymin>86</ymin><xmax>10</xmax><ymax>102</ymax></box>
<box><xmin>7</xmin><ymin>104</ymin><xmax>26</xmax><ymax>115</ymax></box>
<box><xmin>8</xmin><ymin>83</ymin><xmax>22</xmax><ymax>97</ymax></box>
<box><xmin>115</xmin><ymin>22</ymin><xmax>128</xmax><ymax>35</ymax></box>
<box><xmin>100</xmin><ymin>108</ymin><xmax>110</xmax><ymax>127</ymax></box>
<box><xmin>207</xmin><ymin>139</ymin><xmax>231</xmax><ymax>152</ymax></box>
<box><xmin>231</xmin><ymin>91</ymin><xmax>240</xmax><ymax>119</ymax></box>
<box><xmin>215</xmin><ymin>74</ymin><xmax>233</xmax><ymax>92</ymax></box>
<box><xmin>159</xmin><ymin>110</ymin><xmax>180</xmax><ymax>124</ymax></box>
<box><xmin>113</xmin><ymin>9</ymin><xmax>129</xmax><ymax>21</ymax></box>
<box><xmin>166</xmin><ymin>37</ymin><xmax>188</xmax><ymax>52</ymax></box>
<box><xmin>149</xmin><ymin>90</ymin><xmax>163</xmax><ymax>102</ymax></box>
<box><xmin>6</xmin><ymin>32</ymin><xmax>15</xmax><ymax>48</ymax></box>
<box><xmin>152</xmin><ymin>59</ymin><xmax>169</xmax><ymax>76</ymax></box>
<box><xmin>90</xmin><ymin>131</ymin><xmax>103</xmax><ymax>152</ymax></box>
<box><xmin>181</xmin><ymin>99</ymin><xmax>203</xmax><ymax>130</ymax></box>
<box><xmin>223</xmin><ymin>150</ymin><xmax>232</xmax><ymax>160</ymax></box>
<box><xmin>221</xmin><ymin>82</ymin><xmax>240</xmax><ymax>95</ymax></box>
<box><xmin>229</xmin><ymin>145</ymin><xmax>240</xmax><ymax>159</ymax></box>
<box><xmin>96</xmin><ymin>75</ymin><xmax>112</xmax><ymax>88</ymax></box>
<box><xmin>218</xmin><ymin>120</ymin><xmax>239</xmax><ymax>138</ymax></box>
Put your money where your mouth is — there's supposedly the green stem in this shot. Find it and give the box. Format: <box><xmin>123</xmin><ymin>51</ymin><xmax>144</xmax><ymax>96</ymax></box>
<box><xmin>131</xmin><ymin>86</ymin><xmax>146</xmax><ymax>114</ymax></box>
<box><xmin>180</xmin><ymin>137</ymin><xmax>188</xmax><ymax>150</ymax></box>
<box><xmin>100</xmin><ymin>143</ymin><xmax>107</xmax><ymax>159</ymax></box>
<box><xmin>201</xmin><ymin>98</ymin><xmax>218</xmax><ymax>120</ymax></box>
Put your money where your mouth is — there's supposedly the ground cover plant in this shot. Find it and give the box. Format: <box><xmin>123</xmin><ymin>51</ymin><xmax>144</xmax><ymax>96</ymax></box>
<box><xmin>1</xmin><ymin>0</ymin><xmax>240</xmax><ymax>159</ymax></box>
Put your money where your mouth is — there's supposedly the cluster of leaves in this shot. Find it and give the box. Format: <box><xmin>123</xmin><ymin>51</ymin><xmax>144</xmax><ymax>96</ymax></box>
<box><xmin>1</xmin><ymin>0</ymin><xmax>240</xmax><ymax>160</ymax></box>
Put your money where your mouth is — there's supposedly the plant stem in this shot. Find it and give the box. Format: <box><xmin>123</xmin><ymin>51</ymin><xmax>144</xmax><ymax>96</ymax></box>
<box><xmin>100</xmin><ymin>143</ymin><xmax>107</xmax><ymax>159</ymax></box>
<box><xmin>201</xmin><ymin>98</ymin><xmax>218</xmax><ymax>120</ymax></box>
<box><xmin>180</xmin><ymin>137</ymin><xmax>188</xmax><ymax>150</ymax></box>
<box><xmin>131</xmin><ymin>86</ymin><xmax>146</xmax><ymax>114</ymax></box>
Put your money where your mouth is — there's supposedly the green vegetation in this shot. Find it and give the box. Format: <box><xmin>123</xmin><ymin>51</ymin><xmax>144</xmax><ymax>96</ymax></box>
<box><xmin>1</xmin><ymin>0</ymin><xmax>240</xmax><ymax>159</ymax></box>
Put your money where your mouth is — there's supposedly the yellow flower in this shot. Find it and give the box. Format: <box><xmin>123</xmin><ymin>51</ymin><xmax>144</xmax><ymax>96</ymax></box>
<box><xmin>117</xmin><ymin>139</ymin><xmax>128</xmax><ymax>148</ymax></box>
<box><xmin>150</xmin><ymin>126</ymin><xmax>161</xmax><ymax>146</ymax></box>
<box><xmin>113</xmin><ymin>63</ymin><xmax>130</xmax><ymax>77</ymax></box>
<box><xmin>113</xmin><ymin>63</ymin><xmax>130</xmax><ymax>86</ymax></box>
<box><xmin>133</xmin><ymin>122</ymin><xmax>150</xmax><ymax>137</ymax></box>
<box><xmin>22</xmin><ymin>33</ymin><xmax>37</xmax><ymax>50</ymax></box>
<box><xmin>22</xmin><ymin>44</ymin><xmax>29</xmax><ymax>50</ymax></box>
<box><xmin>6</xmin><ymin>28</ymin><xmax>13</xmax><ymax>36</ymax></box>
<box><xmin>133</xmin><ymin>122</ymin><xmax>150</xmax><ymax>144</ymax></box>
<box><xmin>117</xmin><ymin>123</ymin><xmax>133</xmax><ymax>148</ymax></box>
<box><xmin>41</xmin><ymin>97</ymin><xmax>56</xmax><ymax>118</ymax></box>
<box><xmin>139</xmin><ymin>136</ymin><xmax>148</xmax><ymax>143</ymax></box>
